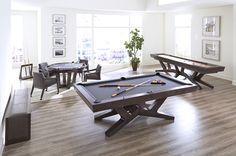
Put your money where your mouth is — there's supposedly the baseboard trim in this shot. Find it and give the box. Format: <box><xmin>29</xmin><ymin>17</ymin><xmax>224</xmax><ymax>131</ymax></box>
<box><xmin>208</xmin><ymin>73</ymin><xmax>232</xmax><ymax>81</ymax></box>
<box><xmin>0</xmin><ymin>138</ymin><xmax>3</xmax><ymax>156</ymax></box>
<box><xmin>232</xmin><ymin>80</ymin><xmax>236</xmax><ymax>86</ymax></box>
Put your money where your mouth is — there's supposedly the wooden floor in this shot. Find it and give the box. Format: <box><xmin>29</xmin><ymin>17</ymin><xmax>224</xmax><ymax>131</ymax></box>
<box><xmin>4</xmin><ymin>67</ymin><xmax>236</xmax><ymax>156</ymax></box>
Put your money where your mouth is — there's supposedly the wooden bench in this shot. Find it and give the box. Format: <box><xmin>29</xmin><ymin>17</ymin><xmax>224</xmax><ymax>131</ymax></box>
<box><xmin>5</xmin><ymin>88</ymin><xmax>31</xmax><ymax>145</ymax></box>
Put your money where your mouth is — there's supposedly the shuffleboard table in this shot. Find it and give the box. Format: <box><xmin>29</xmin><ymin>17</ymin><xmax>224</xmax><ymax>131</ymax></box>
<box><xmin>73</xmin><ymin>73</ymin><xmax>197</xmax><ymax>137</ymax></box>
<box><xmin>150</xmin><ymin>53</ymin><xmax>225</xmax><ymax>89</ymax></box>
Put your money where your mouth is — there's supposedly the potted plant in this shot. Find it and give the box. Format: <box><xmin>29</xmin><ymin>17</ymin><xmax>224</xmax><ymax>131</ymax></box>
<box><xmin>124</xmin><ymin>28</ymin><xmax>144</xmax><ymax>71</ymax></box>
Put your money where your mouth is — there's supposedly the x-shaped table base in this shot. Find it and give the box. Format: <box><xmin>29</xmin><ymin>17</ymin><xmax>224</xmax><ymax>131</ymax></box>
<box><xmin>95</xmin><ymin>98</ymin><xmax>174</xmax><ymax>137</ymax></box>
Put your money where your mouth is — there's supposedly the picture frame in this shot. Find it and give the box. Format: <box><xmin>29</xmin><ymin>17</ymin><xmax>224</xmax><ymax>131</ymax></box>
<box><xmin>202</xmin><ymin>16</ymin><xmax>221</xmax><ymax>37</ymax></box>
<box><xmin>53</xmin><ymin>26</ymin><xmax>65</xmax><ymax>36</ymax></box>
<box><xmin>53</xmin><ymin>37</ymin><xmax>66</xmax><ymax>47</ymax></box>
<box><xmin>53</xmin><ymin>48</ymin><xmax>66</xmax><ymax>57</ymax></box>
<box><xmin>202</xmin><ymin>40</ymin><xmax>220</xmax><ymax>61</ymax></box>
<box><xmin>52</xmin><ymin>14</ymin><xmax>66</xmax><ymax>24</ymax></box>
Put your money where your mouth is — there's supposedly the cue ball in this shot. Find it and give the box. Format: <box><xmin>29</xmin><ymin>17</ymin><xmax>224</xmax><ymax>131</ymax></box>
<box><xmin>117</xmin><ymin>86</ymin><xmax>121</xmax><ymax>90</ymax></box>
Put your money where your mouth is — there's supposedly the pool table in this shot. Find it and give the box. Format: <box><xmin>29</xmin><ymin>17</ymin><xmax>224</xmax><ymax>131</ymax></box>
<box><xmin>73</xmin><ymin>73</ymin><xmax>197</xmax><ymax>137</ymax></box>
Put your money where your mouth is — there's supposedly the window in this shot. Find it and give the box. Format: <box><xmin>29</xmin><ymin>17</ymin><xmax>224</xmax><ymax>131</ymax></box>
<box><xmin>11</xmin><ymin>15</ymin><xmax>24</xmax><ymax>66</ymax></box>
<box><xmin>76</xmin><ymin>13</ymin><xmax>142</xmax><ymax>65</ymax></box>
<box><xmin>175</xmin><ymin>14</ymin><xmax>192</xmax><ymax>58</ymax></box>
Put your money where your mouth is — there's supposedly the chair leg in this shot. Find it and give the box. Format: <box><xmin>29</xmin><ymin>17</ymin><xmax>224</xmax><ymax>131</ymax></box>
<box><xmin>40</xmin><ymin>89</ymin><xmax>45</xmax><ymax>100</ymax></box>
<box><xmin>30</xmin><ymin>85</ymin><xmax>34</xmax><ymax>97</ymax></box>
<box><xmin>57</xmin><ymin>83</ymin><xmax>59</xmax><ymax>94</ymax></box>
<box><xmin>83</xmin><ymin>75</ymin><xmax>87</xmax><ymax>82</ymax></box>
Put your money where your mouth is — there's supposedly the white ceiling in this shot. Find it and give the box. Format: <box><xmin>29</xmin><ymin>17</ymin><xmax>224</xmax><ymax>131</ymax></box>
<box><xmin>11</xmin><ymin>0</ymin><xmax>236</xmax><ymax>11</ymax></box>
<box><xmin>146</xmin><ymin>0</ymin><xmax>236</xmax><ymax>11</ymax></box>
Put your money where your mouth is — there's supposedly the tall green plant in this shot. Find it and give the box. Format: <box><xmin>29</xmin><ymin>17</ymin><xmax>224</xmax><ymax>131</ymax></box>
<box><xmin>124</xmin><ymin>28</ymin><xmax>144</xmax><ymax>67</ymax></box>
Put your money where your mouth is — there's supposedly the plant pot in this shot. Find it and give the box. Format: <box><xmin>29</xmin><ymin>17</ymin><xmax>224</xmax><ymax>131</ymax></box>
<box><xmin>131</xmin><ymin>62</ymin><xmax>138</xmax><ymax>71</ymax></box>
<box><xmin>130</xmin><ymin>57</ymin><xmax>140</xmax><ymax>71</ymax></box>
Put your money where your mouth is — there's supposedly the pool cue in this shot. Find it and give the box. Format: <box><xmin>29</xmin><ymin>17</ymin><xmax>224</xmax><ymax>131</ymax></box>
<box><xmin>111</xmin><ymin>79</ymin><xmax>152</xmax><ymax>97</ymax></box>
<box><xmin>100</xmin><ymin>80</ymin><xmax>166</xmax><ymax>88</ymax></box>
<box><xmin>100</xmin><ymin>84</ymin><xmax>133</xmax><ymax>87</ymax></box>
<box><xmin>100</xmin><ymin>84</ymin><xmax>155</xmax><ymax>87</ymax></box>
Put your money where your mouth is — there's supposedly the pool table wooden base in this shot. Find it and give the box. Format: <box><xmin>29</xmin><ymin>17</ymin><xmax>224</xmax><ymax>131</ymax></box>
<box><xmin>95</xmin><ymin>98</ymin><xmax>174</xmax><ymax>137</ymax></box>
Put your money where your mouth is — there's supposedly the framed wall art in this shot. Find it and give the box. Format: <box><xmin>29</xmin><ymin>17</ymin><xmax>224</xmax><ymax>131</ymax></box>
<box><xmin>53</xmin><ymin>48</ymin><xmax>66</xmax><ymax>57</ymax></box>
<box><xmin>202</xmin><ymin>16</ymin><xmax>221</xmax><ymax>37</ymax></box>
<box><xmin>53</xmin><ymin>37</ymin><xmax>66</xmax><ymax>47</ymax></box>
<box><xmin>202</xmin><ymin>40</ymin><xmax>220</xmax><ymax>61</ymax></box>
<box><xmin>52</xmin><ymin>14</ymin><xmax>66</xmax><ymax>24</ymax></box>
<box><xmin>53</xmin><ymin>26</ymin><xmax>65</xmax><ymax>36</ymax></box>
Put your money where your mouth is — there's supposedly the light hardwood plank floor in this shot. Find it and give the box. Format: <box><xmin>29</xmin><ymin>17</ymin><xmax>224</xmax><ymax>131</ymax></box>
<box><xmin>4</xmin><ymin>66</ymin><xmax>236</xmax><ymax>156</ymax></box>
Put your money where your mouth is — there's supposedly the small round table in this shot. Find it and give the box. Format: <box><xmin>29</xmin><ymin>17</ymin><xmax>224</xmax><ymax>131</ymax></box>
<box><xmin>48</xmin><ymin>62</ymin><xmax>86</xmax><ymax>89</ymax></box>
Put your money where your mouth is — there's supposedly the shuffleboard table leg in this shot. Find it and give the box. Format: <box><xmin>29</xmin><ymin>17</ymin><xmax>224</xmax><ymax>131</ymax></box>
<box><xmin>191</xmin><ymin>71</ymin><xmax>198</xmax><ymax>79</ymax></box>
<box><xmin>95</xmin><ymin>110</ymin><xmax>118</xmax><ymax>120</ymax></box>
<box><xmin>197</xmin><ymin>79</ymin><xmax>214</xmax><ymax>89</ymax></box>
<box><xmin>193</xmin><ymin>73</ymin><xmax>214</xmax><ymax>89</ymax></box>
<box><xmin>105</xmin><ymin>107</ymin><xmax>139</xmax><ymax>137</ymax></box>
<box><xmin>174</xmin><ymin>65</ymin><xmax>180</xmax><ymax>78</ymax></box>
<box><xmin>194</xmin><ymin>82</ymin><xmax>202</xmax><ymax>90</ymax></box>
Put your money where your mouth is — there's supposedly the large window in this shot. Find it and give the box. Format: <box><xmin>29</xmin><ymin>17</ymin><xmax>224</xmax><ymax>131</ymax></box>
<box><xmin>175</xmin><ymin>14</ymin><xmax>192</xmax><ymax>58</ymax></box>
<box><xmin>76</xmin><ymin>14</ymin><xmax>142</xmax><ymax>65</ymax></box>
<box><xmin>11</xmin><ymin>15</ymin><xmax>24</xmax><ymax>66</ymax></box>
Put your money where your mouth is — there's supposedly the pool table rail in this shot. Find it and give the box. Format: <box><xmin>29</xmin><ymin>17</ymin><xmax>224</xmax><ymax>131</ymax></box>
<box><xmin>74</xmin><ymin>73</ymin><xmax>197</xmax><ymax>112</ymax></box>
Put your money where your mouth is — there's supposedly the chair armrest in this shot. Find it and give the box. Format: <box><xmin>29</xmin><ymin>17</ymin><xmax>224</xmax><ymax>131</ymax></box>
<box><xmin>83</xmin><ymin>68</ymin><xmax>95</xmax><ymax>74</ymax></box>
<box><xmin>88</xmin><ymin>69</ymin><xmax>96</xmax><ymax>72</ymax></box>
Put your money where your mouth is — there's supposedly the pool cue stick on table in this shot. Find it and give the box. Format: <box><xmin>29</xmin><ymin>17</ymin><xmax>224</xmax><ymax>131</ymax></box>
<box><xmin>100</xmin><ymin>80</ymin><xmax>166</xmax><ymax>88</ymax></box>
<box><xmin>100</xmin><ymin>84</ymin><xmax>152</xmax><ymax>87</ymax></box>
<box><xmin>111</xmin><ymin>79</ymin><xmax>152</xmax><ymax>97</ymax></box>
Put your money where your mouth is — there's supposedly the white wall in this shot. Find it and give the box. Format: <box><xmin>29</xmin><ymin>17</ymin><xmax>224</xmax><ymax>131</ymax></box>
<box><xmin>0</xmin><ymin>0</ymin><xmax>11</xmax><ymax>153</ymax></box>
<box><xmin>142</xmin><ymin>12</ymin><xmax>164</xmax><ymax>65</ymax></box>
<box><xmin>12</xmin><ymin>11</ymin><xmax>38</xmax><ymax>66</ymax></box>
<box><xmin>191</xmin><ymin>5</ymin><xmax>233</xmax><ymax>80</ymax></box>
<box><xmin>41</xmin><ymin>7</ymin><xmax>77</xmax><ymax>64</ymax></box>
<box><xmin>233</xmin><ymin>4</ymin><xmax>236</xmax><ymax>85</ymax></box>
<box><xmin>164</xmin><ymin>6</ymin><xmax>234</xmax><ymax>80</ymax></box>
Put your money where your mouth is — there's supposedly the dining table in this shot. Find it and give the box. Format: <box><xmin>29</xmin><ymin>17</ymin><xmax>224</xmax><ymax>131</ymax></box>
<box><xmin>48</xmin><ymin>62</ymin><xmax>86</xmax><ymax>89</ymax></box>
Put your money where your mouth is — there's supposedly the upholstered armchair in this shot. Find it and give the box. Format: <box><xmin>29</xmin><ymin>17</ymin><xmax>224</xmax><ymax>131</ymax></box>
<box><xmin>76</xmin><ymin>59</ymin><xmax>89</xmax><ymax>79</ymax></box>
<box><xmin>79</xmin><ymin>59</ymin><xmax>89</xmax><ymax>72</ymax></box>
<box><xmin>84</xmin><ymin>64</ymin><xmax>102</xmax><ymax>82</ymax></box>
<box><xmin>38</xmin><ymin>62</ymin><xmax>54</xmax><ymax>77</ymax></box>
<box><xmin>31</xmin><ymin>72</ymin><xmax>59</xmax><ymax>100</ymax></box>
